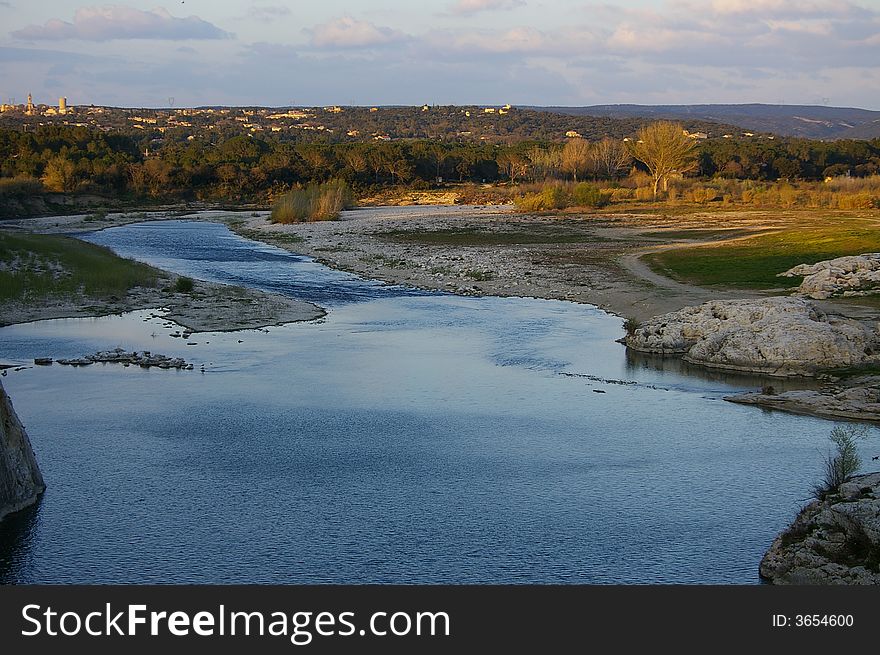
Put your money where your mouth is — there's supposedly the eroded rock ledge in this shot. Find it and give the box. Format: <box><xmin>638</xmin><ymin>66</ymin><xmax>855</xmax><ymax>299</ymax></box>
<box><xmin>0</xmin><ymin>381</ymin><xmax>45</xmax><ymax>521</ymax></box>
<box><xmin>624</xmin><ymin>297</ymin><xmax>880</xmax><ymax>376</ymax></box>
<box><xmin>759</xmin><ymin>472</ymin><xmax>880</xmax><ymax>585</ymax></box>
<box><xmin>726</xmin><ymin>379</ymin><xmax>880</xmax><ymax>422</ymax></box>
<box><xmin>780</xmin><ymin>253</ymin><xmax>880</xmax><ymax>300</ymax></box>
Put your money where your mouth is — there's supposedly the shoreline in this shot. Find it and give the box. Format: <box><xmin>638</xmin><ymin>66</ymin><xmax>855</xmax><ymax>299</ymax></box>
<box><xmin>0</xmin><ymin>211</ymin><xmax>326</xmax><ymax>332</ymax></box>
<box><xmin>4</xmin><ymin>206</ymin><xmax>880</xmax><ymax>422</ymax></box>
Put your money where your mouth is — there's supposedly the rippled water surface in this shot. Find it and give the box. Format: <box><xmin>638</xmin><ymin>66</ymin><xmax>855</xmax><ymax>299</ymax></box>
<box><xmin>0</xmin><ymin>218</ymin><xmax>869</xmax><ymax>584</ymax></box>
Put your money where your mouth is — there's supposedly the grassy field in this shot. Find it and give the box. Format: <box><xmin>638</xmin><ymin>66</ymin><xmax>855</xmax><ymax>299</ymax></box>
<box><xmin>0</xmin><ymin>231</ymin><xmax>163</xmax><ymax>302</ymax></box>
<box><xmin>644</xmin><ymin>221</ymin><xmax>880</xmax><ymax>289</ymax></box>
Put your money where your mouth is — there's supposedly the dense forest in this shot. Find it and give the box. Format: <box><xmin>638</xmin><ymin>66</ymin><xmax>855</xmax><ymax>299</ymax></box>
<box><xmin>1</xmin><ymin>125</ymin><xmax>879</xmax><ymax>204</ymax></box>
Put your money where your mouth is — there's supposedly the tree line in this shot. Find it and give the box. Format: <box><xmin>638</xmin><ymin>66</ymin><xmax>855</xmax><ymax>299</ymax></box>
<box><xmin>1</xmin><ymin>124</ymin><xmax>879</xmax><ymax>201</ymax></box>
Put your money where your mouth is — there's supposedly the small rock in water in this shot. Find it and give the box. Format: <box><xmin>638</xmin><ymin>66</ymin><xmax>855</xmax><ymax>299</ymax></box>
<box><xmin>34</xmin><ymin>357</ymin><xmax>53</xmax><ymax>365</ymax></box>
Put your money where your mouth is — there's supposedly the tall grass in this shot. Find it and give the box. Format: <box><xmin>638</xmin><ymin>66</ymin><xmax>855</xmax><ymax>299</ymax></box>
<box><xmin>0</xmin><ymin>231</ymin><xmax>162</xmax><ymax>304</ymax></box>
<box><xmin>0</xmin><ymin>177</ymin><xmax>43</xmax><ymax>196</ymax></box>
<box><xmin>270</xmin><ymin>180</ymin><xmax>354</xmax><ymax>223</ymax></box>
<box><xmin>514</xmin><ymin>181</ymin><xmax>610</xmax><ymax>212</ymax></box>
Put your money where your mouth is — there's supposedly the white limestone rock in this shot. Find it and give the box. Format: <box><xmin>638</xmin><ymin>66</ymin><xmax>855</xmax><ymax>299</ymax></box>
<box><xmin>780</xmin><ymin>253</ymin><xmax>880</xmax><ymax>300</ymax></box>
<box><xmin>0</xmin><ymin>381</ymin><xmax>45</xmax><ymax>521</ymax></box>
<box><xmin>759</xmin><ymin>472</ymin><xmax>880</xmax><ymax>585</ymax></box>
<box><xmin>625</xmin><ymin>297</ymin><xmax>880</xmax><ymax>376</ymax></box>
<box><xmin>725</xmin><ymin>383</ymin><xmax>880</xmax><ymax>421</ymax></box>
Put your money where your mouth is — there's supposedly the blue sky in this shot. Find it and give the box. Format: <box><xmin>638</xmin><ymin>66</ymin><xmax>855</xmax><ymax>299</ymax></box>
<box><xmin>2</xmin><ymin>1</ymin><xmax>880</xmax><ymax>109</ymax></box>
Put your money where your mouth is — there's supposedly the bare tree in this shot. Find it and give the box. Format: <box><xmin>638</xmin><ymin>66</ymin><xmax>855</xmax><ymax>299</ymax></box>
<box><xmin>591</xmin><ymin>137</ymin><xmax>631</xmax><ymax>180</ymax></box>
<box><xmin>497</xmin><ymin>151</ymin><xmax>529</xmax><ymax>184</ymax></box>
<box><xmin>627</xmin><ymin>122</ymin><xmax>697</xmax><ymax>199</ymax></box>
<box><xmin>561</xmin><ymin>138</ymin><xmax>591</xmax><ymax>182</ymax></box>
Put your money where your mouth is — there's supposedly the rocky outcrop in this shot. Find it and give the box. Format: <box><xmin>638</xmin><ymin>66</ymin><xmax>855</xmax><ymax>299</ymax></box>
<box><xmin>44</xmin><ymin>349</ymin><xmax>193</xmax><ymax>370</ymax></box>
<box><xmin>760</xmin><ymin>472</ymin><xmax>880</xmax><ymax>584</ymax></box>
<box><xmin>0</xmin><ymin>381</ymin><xmax>45</xmax><ymax>521</ymax></box>
<box><xmin>780</xmin><ymin>253</ymin><xmax>880</xmax><ymax>300</ymax></box>
<box><xmin>624</xmin><ymin>297</ymin><xmax>880</xmax><ymax>376</ymax></box>
<box><xmin>726</xmin><ymin>379</ymin><xmax>880</xmax><ymax>421</ymax></box>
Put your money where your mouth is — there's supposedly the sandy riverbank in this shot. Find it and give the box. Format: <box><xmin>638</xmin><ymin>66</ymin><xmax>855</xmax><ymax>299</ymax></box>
<box><xmin>2</xmin><ymin>209</ymin><xmax>325</xmax><ymax>331</ymax></box>
<box><xmin>228</xmin><ymin>204</ymin><xmax>844</xmax><ymax>323</ymax></box>
<box><xmin>7</xmin><ymin>203</ymin><xmax>879</xmax><ymax>327</ymax></box>
<box><xmin>0</xmin><ymin>276</ymin><xmax>325</xmax><ymax>333</ymax></box>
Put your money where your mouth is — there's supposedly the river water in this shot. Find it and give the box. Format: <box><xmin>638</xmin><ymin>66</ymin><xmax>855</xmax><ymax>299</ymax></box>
<box><xmin>0</xmin><ymin>218</ymin><xmax>870</xmax><ymax>584</ymax></box>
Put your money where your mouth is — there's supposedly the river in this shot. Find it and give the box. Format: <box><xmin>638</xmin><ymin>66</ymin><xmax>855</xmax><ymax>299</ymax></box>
<box><xmin>0</xmin><ymin>218</ymin><xmax>867</xmax><ymax>584</ymax></box>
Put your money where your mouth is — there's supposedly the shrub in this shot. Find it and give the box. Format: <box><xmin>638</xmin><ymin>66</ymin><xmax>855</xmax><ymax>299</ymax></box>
<box><xmin>514</xmin><ymin>184</ymin><xmax>569</xmax><ymax>212</ymax></box>
<box><xmin>609</xmin><ymin>188</ymin><xmax>634</xmax><ymax>202</ymax></box>
<box><xmin>634</xmin><ymin>186</ymin><xmax>654</xmax><ymax>201</ymax></box>
<box><xmin>812</xmin><ymin>426</ymin><xmax>867</xmax><ymax>499</ymax></box>
<box><xmin>174</xmin><ymin>276</ymin><xmax>194</xmax><ymax>293</ymax></box>
<box><xmin>0</xmin><ymin>177</ymin><xmax>43</xmax><ymax>196</ymax></box>
<box><xmin>571</xmin><ymin>182</ymin><xmax>609</xmax><ymax>208</ymax></box>
<box><xmin>623</xmin><ymin>317</ymin><xmax>641</xmax><ymax>336</ymax></box>
<box><xmin>270</xmin><ymin>179</ymin><xmax>354</xmax><ymax>223</ymax></box>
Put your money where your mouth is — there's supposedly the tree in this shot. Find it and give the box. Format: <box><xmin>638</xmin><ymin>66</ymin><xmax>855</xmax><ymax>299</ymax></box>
<box><xmin>812</xmin><ymin>426</ymin><xmax>866</xmax><ymax>499</ymax></box>
<box><xmin>590</xmin><ymin>137</ymin><xmax>631</xmax><ymax>180</ymax></box>
<box><xmin>561</xmin><ymin>138</ymin><xmax>590</xmax><ymax>182</ymax></box>
<box><xmin>41</xmin><ymin>155</ymin><xmax>77</xmax><ymax>192</ymax></box>
<box><xmin>627</xmin><ymin>121</ymin><xmax>697</xmax><ymax>199</ymax></box>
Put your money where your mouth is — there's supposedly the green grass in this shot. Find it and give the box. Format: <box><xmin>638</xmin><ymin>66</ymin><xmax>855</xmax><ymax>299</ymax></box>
<box><xmin>0</xmin><ymin>231</ymin><xmax>163</xmax><ymax>303</ymax></box>
<box><xmin>644</xmin><ymin>222</ymin><xmax>880</xmax><ymax>289</ymax></box>
<box><xmin>380</xmin><ymin>228</ymin><xmax>607</xmax><ymax>246</ymax></box>
<box><xmin>639</xmin><ymin>229</ymin><xmax>758</xmax><ymax>240</ymax></box>
<box><xmin>235</xmin><ymin>228</ymin><xmax>304</xmax><ymax>245</ymax></box>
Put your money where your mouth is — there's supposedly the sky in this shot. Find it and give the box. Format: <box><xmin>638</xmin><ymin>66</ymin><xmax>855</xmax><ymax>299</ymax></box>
<box><xmin>1</xmin><ymin>0</ymin><xmax>880</xmax><ymax>109</ymax></box>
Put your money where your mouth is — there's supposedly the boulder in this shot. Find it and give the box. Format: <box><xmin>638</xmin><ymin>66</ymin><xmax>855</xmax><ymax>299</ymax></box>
<box><xmin>759</xmin><ymin>472</ymin><xmax>880</xmax><ymax>584</ymax></box>
<box><xmin>780</xmin><ymin>253</ymin><xmax>880</xmax><ymax>299</ymax></box>
<box><xmin>0</xmin><ymin>381</ymin><xmax>45</xmax><ymax>521</ymax></box>
<box><xmin>624</xmin><ymin>297</ymin><xmax>880</xmax><ymax>376</ymax></box>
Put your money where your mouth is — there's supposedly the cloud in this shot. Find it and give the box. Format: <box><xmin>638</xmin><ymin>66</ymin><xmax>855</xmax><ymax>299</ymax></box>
<box><xmin>248</xmin><ymin>5</ymin><xmax>291</xmax><ymax>23</ymax></box>
<box><xmin>448</xmin><ymin>0</ymin><xmax>525</xmax><ymax>15</ymax></box>
<box><xmin>11</xmin><ymin>6</ymin><xmax>233</xmax><ymax>41</ymax></box>
<box><xmin>308</xmin><ymin>16</ymin><xmax>409</xmax><ymax>49</ymax></box>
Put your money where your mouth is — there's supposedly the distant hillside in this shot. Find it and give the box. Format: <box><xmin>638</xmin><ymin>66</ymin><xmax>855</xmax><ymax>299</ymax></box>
<box><xmin>533</xmin><ymin>104</ymin><xmax>880</xmax><ymax>140</ymax></box>
<box><xmin>0</xmin><ymin>103</ymin><xmax>740</xmax><ymax>145</ymax></box>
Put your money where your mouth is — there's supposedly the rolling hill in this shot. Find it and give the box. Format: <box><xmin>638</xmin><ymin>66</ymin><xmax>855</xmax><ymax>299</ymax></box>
<box><xmin>533</xmin><ymin>104</ymin><xmax>880</xmax><ymax>140</ymax></box>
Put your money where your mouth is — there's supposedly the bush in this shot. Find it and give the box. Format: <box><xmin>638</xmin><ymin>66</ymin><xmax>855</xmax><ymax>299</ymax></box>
<box><xmin>571</xmin><ymin>182</ymin><xmax>609</xmax><ymax>208</ymax></box>
<box><xmin>812</xmin><ymin>426</ymin><xmax>867</xmax><ymax>499</ymax></box>
<box><xmin>270</xmin><ymin>179</ymin><xmax>354</xmax><ymax>223</ymax></box>
<box><xmin>174</xmin><ymin>276</ymin><xmax>194</xmax><ymax>293</ymax></box>
<box><xmin>0</xmin><ymin>177</ymin><xmax>43</xmax><ymax>196</ymax></box>
<box><xmin>634</xmin><ymin>186</ymin><xmax>654</xmax><ymax>201</ymax></box>
<box><xmin>514</xmin><ymin>184</ymin><xmax>569</xmax><ymax>212</ymax></box>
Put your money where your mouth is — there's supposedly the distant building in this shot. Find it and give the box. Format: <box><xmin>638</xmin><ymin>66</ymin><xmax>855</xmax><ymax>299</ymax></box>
<box><xmin>369</xmin><ymin>107</ymin><xmax>379</xmax><ymax>112</ymax></box>
<box><xmin>26</xmin><ymin>93</ymin><xmax>34</xmax><ymax>115</ymax></box>
<box><xmin>59</xmin><ymin>97</ymin><xmax>67</xmax><ymax>114</ymax></box>
<box><xmin>421</xmin><ymin>104</ymin><xmax>430</xmax><ymax>112</ymax></box>
<box><xmin>565</xmin><ymin>130</ymin><xmax>583</xmax><ymax>138</ymax></box>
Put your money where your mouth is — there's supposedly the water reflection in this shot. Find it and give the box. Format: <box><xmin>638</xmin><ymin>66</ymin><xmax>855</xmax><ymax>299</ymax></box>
<box><xmin>0</xmin><ymin>499</ymin><xmax>42</xmax><ymax>585</ymax></box>
<box><xmin>624</xmin><ymin>349</ymin><xmax>824</xmax><ymax>393</ymax></box>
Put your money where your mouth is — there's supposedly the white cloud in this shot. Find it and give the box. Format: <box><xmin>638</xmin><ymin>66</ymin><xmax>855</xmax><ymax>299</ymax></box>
<box><xmin>12</xmin><ymin>6</ymin><xmax>233</xmax><ymax>41</ymax></box>
<box><xmin>248</xmin><ymin>5</ymin><xmax>292</xmax><ymax>23</ymax></box>
<box><xmin>309</xmin><ymin>16</ymin><xmax>409</xmax><ymax>49</ymax></box>
<box><xmin>448</xmin><ymin>0</ymin><xmax>526</xmax><ymax>16</ymax></box>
